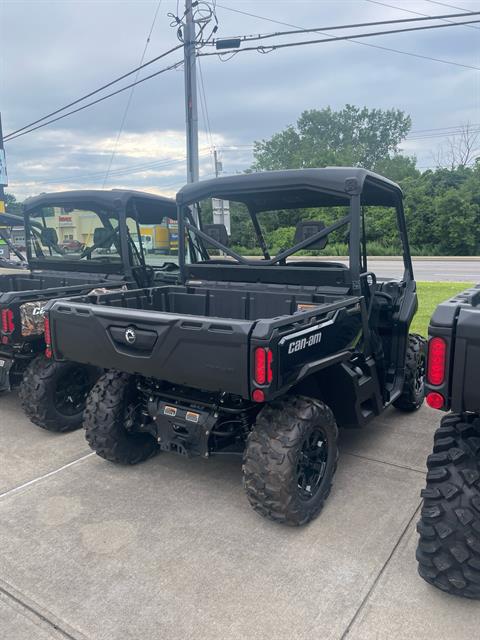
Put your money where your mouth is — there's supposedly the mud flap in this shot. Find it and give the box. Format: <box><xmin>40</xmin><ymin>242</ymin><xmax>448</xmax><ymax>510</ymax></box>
<box><xmin>0</xmin><ymin>358</ymin><xmax>13</xmax><ymax>392</ymax></box>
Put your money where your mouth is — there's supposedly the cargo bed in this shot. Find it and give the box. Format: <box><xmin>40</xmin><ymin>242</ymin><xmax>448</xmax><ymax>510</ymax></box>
<box><xmin>0</xmin><ymin>271</ymin><xmax>107</xmax><ymax>293</ymax></box>
<box><xmin>48</xmin><ymin>283</ymin><xmax>361</xmax><ymax>399</ymax></box>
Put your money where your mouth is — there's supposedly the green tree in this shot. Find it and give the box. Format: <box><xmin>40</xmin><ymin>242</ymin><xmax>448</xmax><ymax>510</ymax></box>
<box><xmin>253</xmin><ymin>105</ymin><xmax>414</xmax><ymax>175</ymax></box>
<box><xmin>435</xmin><ymin>191</ymin><xmax>477</xmax><ymax>255</ymax></box>
<box><xmin>229</xmin><ymin>106</ymin><xmax>480</xmax><ymax>256</ymax></box>
<box><xmin>4</xmin><ymin>192</ymin><xmax>22</xmax><ymax>215</ymax></box>
<box><xmin>374</xmin><ymin>155</ymin><xmax>419</xmax><ymax>182</ymax></box>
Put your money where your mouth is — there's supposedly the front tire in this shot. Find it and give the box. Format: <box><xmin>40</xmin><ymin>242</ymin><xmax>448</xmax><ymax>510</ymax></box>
<box><xmin>84</xmin><ymin>371</ymin><xmax>159</xmax><ymax>464</ymax></box>
<box><xmin>243</xmin><ymin>396</ymin><xmax>338</xmax><ymax>526</ymax></box>
<box><xmin>416</xmin><ymin>413</ymin><xmax>480</xmax><ymax>599</ymax></box>
<box><xmin>19</xmin><ymin>355</ymin><xmax>100</xmax><ymax>432</ymax></box>
<box><xmin>393</xmin><ymin>333</ymin><xmax>426</xmax><ymax>412</ymax></box>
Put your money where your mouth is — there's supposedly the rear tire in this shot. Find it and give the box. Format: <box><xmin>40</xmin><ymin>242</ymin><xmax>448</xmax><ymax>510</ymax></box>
<box><xmin>243</xmin><ymin>396</ymin><xmax>338</xmax><ymax>526</ymax></box>
<box><xmin>84</xmin><ymin>371</ymin><xmax>159</xmax><ymax>464</ymax></box>
<box><xmin>416</xmin><ymin>413</ymin><xmax>480</xmax><ymax>599</ymax></box>
<box><xmin>393</xmin><ymin>333</ymin><xmax>426</xmax><ymax>412</ymax></box>
<box><xmin>19</xmin><ymin>355</ymin><xmax>100</xmax><ymax>432</ymax></box>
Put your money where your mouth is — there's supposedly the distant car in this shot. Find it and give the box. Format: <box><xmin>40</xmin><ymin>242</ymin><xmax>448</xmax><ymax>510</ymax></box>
<box><xmin>60</xmin><ymin>239</ymin><xmax>85</xmax><ymax>253</ymax></box>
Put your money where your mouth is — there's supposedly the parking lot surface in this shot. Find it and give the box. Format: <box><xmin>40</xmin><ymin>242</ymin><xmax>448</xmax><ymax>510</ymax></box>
<box><xmin>1</xmin><ymin>392</ymin><xmax>478</xmax><ymax>640</ymax></box>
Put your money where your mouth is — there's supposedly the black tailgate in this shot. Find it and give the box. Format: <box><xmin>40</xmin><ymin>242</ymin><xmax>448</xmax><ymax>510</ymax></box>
<box><xmin>48</xmin><ymin>301</ymin><xmax>253</xmax><ymax>397</ymax></box>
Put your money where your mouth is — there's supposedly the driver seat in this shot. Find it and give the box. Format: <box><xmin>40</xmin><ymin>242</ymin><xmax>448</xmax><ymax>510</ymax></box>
<box><xmin>288</xmin><ymin>220</ymin><xmax>348</xmax><ymax>269</ymax></box>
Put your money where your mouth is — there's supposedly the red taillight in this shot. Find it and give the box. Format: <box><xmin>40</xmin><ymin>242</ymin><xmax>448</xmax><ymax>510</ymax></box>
<box><xmin>252</xmin><ymin>389</ymin><xmax>265</xmax><ymax>403</ymax></box>
<box><xmin>254</xmin><ymin>347</ymin><xmax>273</xmax><ymax>385</ymax></box>
<box><xmin>1</xmin><ymin>309</ymin><xmax>14</xmax><ymax>334</ymax></box>
<box><xmin>254</xmin><ymin>347</ymin><xmax>267</xmax><ymax>384</ymax></box>
<box><xmin>427</xmin><ymin>337</ymin><xmax>447</xmax><ymax>386</ymax></box>
<box><xmin>267</xmin><ymin>349</ymin><xmax>273</xmax><ymax>383</ymax></box>
<box><xmin>44</xmin><ymin>316</ymin><xmax>52</xmax><ymax>359</ymax></box>
<box><xmin>426</xmin><ymin>391</ymin><xmax>445</xmax><ymax>410</ymax></box>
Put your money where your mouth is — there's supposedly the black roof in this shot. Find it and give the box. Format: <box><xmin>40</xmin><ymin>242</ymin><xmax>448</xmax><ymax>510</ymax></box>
<box><xmin>23</xmin><ymin>189</ymin><xmax>177</xmax><ymax>224</ymax></box>
<box><xmin>176</xmin><ymin>168</ymin><xmax>402</xmax><ymax>209</ymax></box>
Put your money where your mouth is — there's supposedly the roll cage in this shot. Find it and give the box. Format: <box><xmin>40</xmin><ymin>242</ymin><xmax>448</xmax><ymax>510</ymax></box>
<box><xmin>22</xmin><ymin>189</ymin><xmax>178</xmax><ymax>278</ymax></box>
<box><xmin>176</xmin><ymin>168</ymin><xmax>414</xmax><ymax>293</ymax></box>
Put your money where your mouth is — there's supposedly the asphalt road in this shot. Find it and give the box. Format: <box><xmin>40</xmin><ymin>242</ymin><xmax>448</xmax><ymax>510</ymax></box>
<box><xmin>372</xmin><ymin>259</ymin><xmax>480</xmax><ymax>282</ymax></box>
<box><xmin>1</xmin><ymin>259</ymin><xmax>480</xmax><ymax>282</ymax></box>
<box><xmin>0</xmin><ymin>394</ymin><xmax>478</xmax><ymax>640</ymax></box>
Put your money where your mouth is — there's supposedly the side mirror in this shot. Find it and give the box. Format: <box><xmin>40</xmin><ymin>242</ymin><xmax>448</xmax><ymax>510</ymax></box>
<box><xmin>294</xmin><ymin>220</ymin><xmax>328</xmax><ymax>250</ymax></box>
<box><xmin>202</xmin><ymin>224</ymin><xmax>229</xmax><ymax>247</ymax></box>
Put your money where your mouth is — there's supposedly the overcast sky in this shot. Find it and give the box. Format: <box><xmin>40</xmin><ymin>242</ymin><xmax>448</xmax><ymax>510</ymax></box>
<box><xmin>1</xmin><ymin>0</ymin><xmax>479</xmax><ymax>200</ymax></box>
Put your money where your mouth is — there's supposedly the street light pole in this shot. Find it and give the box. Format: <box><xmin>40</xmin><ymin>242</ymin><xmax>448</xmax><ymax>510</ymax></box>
<box><xmin>183</xmin><ymin>0</ymin><xmax>199</xmax><ymax>185</ymax></box>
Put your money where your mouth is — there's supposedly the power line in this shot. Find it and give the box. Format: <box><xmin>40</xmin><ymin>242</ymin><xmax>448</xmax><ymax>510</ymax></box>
<box><xmin>218</xmin><ymin>127</ymin><xmax>480</xmax><ymax>145</ymax></box>
<box><xmin>4</xmin><ymin>59</ymin><xmax>184</xmax><ymax>143</ymax></box>
<box><xmin>410</xmin><ymin>123</ymin><xmax>480</xmax><ymax>134</ymax></box>
<box><xmin>103</xmin><ymin>1</ymin><xmax>163</xmax><ymax>187</ymax></box>
<box><xmin>199</xmin><ymin>18</ymin><xmax>480</xmax><ymax>59</ymax></box>
<box><xmin>216</xmin><ymin>128</ymin><xmax>480</xmax><ymax>144</ymax></box>
<box><xmin>38</xmin><ymin>159</ymin><xmax>189</xmax><ymax>186</ymax></box>
<box><xmin>216</xmin><ymin>127</ymin><xmax>480</xmax><ymax>144</ymax></box>
<box><xmin>197</xmin><ymin>60</ymin><xmax>213</xmax><ymax>147</ymax></box>
<box><xmin>5</xmin><ymin>3</ymin><xmax>477</xmax><ymax>153</ymax></box>
<box><xmin>425</xmin><ymin>0</ymin><xmax>474</xmax><ymax>13</ymax></box>
<box><xmin>7</xmin><ymin>7</ymin><xmax>477</xmax><ymax>145</ymax></box>
<box><xmin>214</xmin><ymin>2</ymin><xmax>479</xmax><ymax>71</ymax></box>
<box><xmin>407</xmin><ymin>128</ymin><xmax>480</xmax><ymax>141</ymax></box>
<box><xmin>207</xmin><ymin>9</ymin><xmax>480</xmax><ymax>45</ymax></box>
<box><xmin>197</xmin><ymin>57</ymin><xmax>216</xmax><ymax>173</ymax></box>
<box><xmin>31</xmin><ymin>150</ymin><xmax>212</xmax><ymax>186</ymax></box>
<box><xmin>3</xmin><ymin>43</ymin><xmax>183</xmax><ymax>141</ymax></box>
<box><xmin>364</xmin><ymin>0</ymin><xmax>480</xmax><ymax>31</ymax></box>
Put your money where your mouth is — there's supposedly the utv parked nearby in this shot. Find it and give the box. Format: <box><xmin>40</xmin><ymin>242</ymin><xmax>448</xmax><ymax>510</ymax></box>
<box><xmin>417</xmin><ymin>286</ymin><xmax>480</xmax><ymax>599</ymax></box>
<box><xmin>0</xmin><ymin>189</ymin><xmax>178</xmax><ymax>432</ymax></box>
<box><xmin>46</xmin><ymin>168</ymin><xmax>426</xmax><ymax>525</ymax></box>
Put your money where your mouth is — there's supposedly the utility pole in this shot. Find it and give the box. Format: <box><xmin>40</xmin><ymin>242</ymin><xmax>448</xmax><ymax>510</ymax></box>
<box><xmin>0</xmin><ymin>113</ymin><xmax>7</xmax><ymax>214</ymax></box>
<box><xmin>0</xmin><ymin>112</ymin><xmax>11</xmax><ymax>262</ymax></box>
<box><xmin>183</xmin><ymin>0</ymin><xmax>199</xmax><ymax>185</ymax></box>
<box><xmin>214</xmin><ymin>148</ymin><xmax>222</xmax><ymax>178</ymax></box>
<box><xmin>212</xmin><ymin>149</ymin><xmax>230</xmax><ymax>234</ymax></box>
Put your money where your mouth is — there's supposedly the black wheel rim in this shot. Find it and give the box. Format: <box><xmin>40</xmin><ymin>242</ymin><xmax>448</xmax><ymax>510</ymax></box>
<box><xmin>54</xmin><ymin>367</ymin><xmax>91</xmax><ymax>416</ymax></box>
<box><xmin>415</xmin><ymin>354</ymin><xmax>426</xmax><ymax>396</ymax></box>
<box><xmin>296</xmin><ymin>428</ymin><xmax>328</xmax><ymax>501</ymax></box>
<box><xmin>124</xmin><ymin>403</ymin><xmax>139</xmax><ymax>432</ymax></box>
<box><xmin>123</xmin><ymin>401</ymin><xmax>157</xmax><ymax>447</ymax></box>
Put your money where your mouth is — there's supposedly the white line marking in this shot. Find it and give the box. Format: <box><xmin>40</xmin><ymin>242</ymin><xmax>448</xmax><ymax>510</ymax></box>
<box><xmin>0</xmin><ymin>452</ymin><xmax>95</xmax><ymax>500</ymax></box>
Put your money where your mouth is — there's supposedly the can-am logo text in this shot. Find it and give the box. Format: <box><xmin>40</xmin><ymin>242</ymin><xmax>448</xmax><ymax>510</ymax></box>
<box><xmin>288</xmin><ymin>331</ymin><xmax>322</xmax><ymax>354</ymax></box>
<box><xmin>33</xmin><ymin>306</ymin><xmax>46</xmax><ymax>316</ymax></box>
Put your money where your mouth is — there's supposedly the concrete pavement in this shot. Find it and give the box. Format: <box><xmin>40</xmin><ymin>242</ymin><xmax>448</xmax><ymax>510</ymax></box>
<box><xmin>0</xmin><ymin>393</ymin><xmax>478</xmax><ymax>640</ymax></box>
